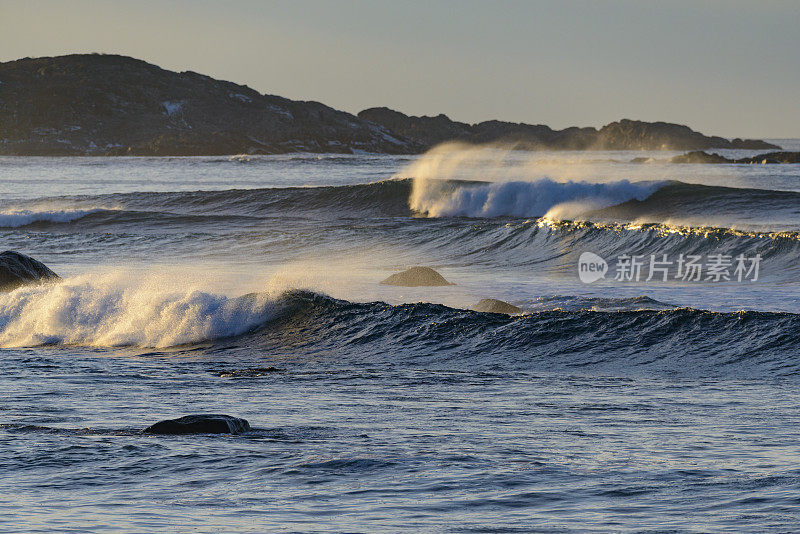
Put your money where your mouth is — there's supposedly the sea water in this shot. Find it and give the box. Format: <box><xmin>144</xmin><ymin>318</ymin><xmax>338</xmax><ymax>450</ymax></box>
<box><xmin>1</xmin><ymin>146</ymin><xmax>800</xmax><ymax>532</ymax></box>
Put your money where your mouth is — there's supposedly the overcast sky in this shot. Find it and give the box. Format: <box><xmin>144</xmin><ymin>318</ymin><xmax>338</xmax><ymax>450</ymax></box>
<box><xmin>1</xmin><ymin>0</ymin><xmax>797</xmax><ymax>138</ymax></box>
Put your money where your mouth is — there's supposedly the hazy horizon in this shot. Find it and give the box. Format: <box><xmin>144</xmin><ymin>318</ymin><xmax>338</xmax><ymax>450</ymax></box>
<box><xmin>1</xmin><ymin>0</ymin><xmax>798</xmax><ymax>139</ymax></box>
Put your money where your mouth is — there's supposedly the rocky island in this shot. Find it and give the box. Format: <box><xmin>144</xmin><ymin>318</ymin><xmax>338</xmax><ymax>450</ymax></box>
<box><xmin>358</xmin><ymin>108</ymin><xmax>778</xmax><ymax>151</ymax></box>
<box><xmin>0</xmin><ymin>54</ymin><xmax>780</xmax><ymax>156</ymax></box>
<box><xmin>0</xmin><ymin>54</ymin><xmax>420</xmax><ymax>156</ymax></box>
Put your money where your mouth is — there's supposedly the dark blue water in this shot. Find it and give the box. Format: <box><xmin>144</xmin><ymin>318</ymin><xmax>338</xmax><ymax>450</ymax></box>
<box><xmin>2</xmin><ymin>151</ymin><xmax>800</xmax><ymax>532</ymax></box>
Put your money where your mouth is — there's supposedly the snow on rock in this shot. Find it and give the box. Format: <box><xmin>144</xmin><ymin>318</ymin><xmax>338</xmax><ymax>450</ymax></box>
<box><xmin>266</xmin><ymin>104</ymin><xmax>293</xmax><ymax>120</ymax></box>
<box><xmin>162</xmin><ymin>100</ymin><xmax>184</xmax><ymax>116</ymax></box>
<box><xmin>228</xmin><ymin>92</ymin><xmax>252</xmax><ymax>103</ymax></box>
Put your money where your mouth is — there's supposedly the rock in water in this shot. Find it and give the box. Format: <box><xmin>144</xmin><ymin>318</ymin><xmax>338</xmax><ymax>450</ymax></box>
<box><xmin>670</xmin><ymin>151</ymin><xmax>732</xmax><ymax>164</ymax></box>
<box><xmin>669</xmin><ymin>150</ymin><xmax>800</xmax><ymax>165</ymax></box>
<box><xmin>733</xmin><ymin>151</ymin><xmax>800</xmax><ymax>164</ymax></box>
<box><xmin>473</xmin><ymin>299</ymin><xmax>522</xmax><ymax>314</ymax></box>
<box><xmin>143</xmin><ymin>414</ymin><xmax>251</xmax><ymax>435</ymax></box>
<box><xmin>380</xmin><ymin>267</ymin><xmax>455</xmax><ymax>287</ymax></box>
<box><xmin>0</xmin><ymin>250</ymin><xmax>60</xmax><ymax>291</ymax></box>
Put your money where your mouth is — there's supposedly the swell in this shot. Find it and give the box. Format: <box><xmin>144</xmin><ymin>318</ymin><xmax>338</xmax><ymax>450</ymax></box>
<box><xmin>0</xmin><ymin>208</ymin><xmax>114</xmax><ymax>228</ymax></box>
<box><xmin>0</xmin><ymin>180</ymin><xmax>416</xmax><ymax>230</ymax></box>
<box><xmin>4</xmin><ymin>286</ymin><xmax>798</xmax><ymax>377</ymax></box>
<box><xmin>241</xmin><ymin>291</ymin><xmax>800</xmax><ymax>377</ymax></box>
<box><xmin>97</xmin><ymin>179</ymin><xmax>415</xmax><ymax>218</ymax></box>
<box><xmin>0</xmin><ymin>209</ymin><xmax>271</xmax><ymax>229</ymax></box>
<box><xmin>589</xmin><ymin>181</ymin><xmax>800</xmax><ymax>227</ymax></box>
<box><xmin>5</xmin><ymin>179</ymin><xmax>800</xmax><ymax>274</ymax></box>
<box><xmin>384</xmin><ymin>218</ymin><xmax>800</xmax><ymax>279</ymax></box>
<box><xmin>6</xmin><ymin>206</ymin><xmax>800</xmax><ymax>279</ymax></box>
<box><xmin>4</xmin><ymin>179</ymin><xmax>800</xmax><ymax>228</ymax></box>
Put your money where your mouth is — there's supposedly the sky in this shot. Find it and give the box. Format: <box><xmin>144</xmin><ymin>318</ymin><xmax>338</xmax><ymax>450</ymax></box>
<box><xmin>1</xmin><ymin>0</ymin><xmax>798</xmax><ymax>138</ymax></box>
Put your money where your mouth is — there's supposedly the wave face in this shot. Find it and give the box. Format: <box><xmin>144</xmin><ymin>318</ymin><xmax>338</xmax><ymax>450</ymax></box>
<box><xmin>405</xmin><ymin>178</ymin><xmax>800</xmax><ymax>229</ymax></box>
<box><xmin>589</xmin><ymin>182</ymin><xmax>800</xmax><ymax>228</ymax></box>
<box><xmin>5</xmin><ymin>178</ymin><xmax>800</xmax><ymax>232</ymax></box>
<box><xmin>80</xmin><ymin>287</ymin><xmax>800</xmax><ymax>377</ymax></box>
<box><xmin>104</xmin><ymin>179</ymin><xmax>416</xmax><ymax>218</ymax></box>
<box><xmin>0</xmin><ymin>273</ymin><xmax>281</xmax><ymax>348</ymax></box>
<box><xmin>409</xmin><ymin>178</ymin><xmax>663</xmax><ymax>218</ymax></box>
<box><xmin>425</xmin><ymin>218</ymin><xmax>800</xmax><ymax>278</ymax></box>
<box><xmin>250</xmin><ymin>291</ymin><xmax>800</xmax><ymax>377</ymax></box>
<box><xmin>0</xmin><ymin>180</ymin><xmax>416</xmax><ymax>230</ymax></box>
<box><xmin>0</xmin><ymin>207</ymin><xmax>113</xmax><ymax>228</ymax></box>
<box><xmin>6</xmin><ymin>178</ymin><xmax>800</xmax><ymax>286</ymax></box>
<box><xmin>2</xmin><ymin>283</ymin><xmax>798</xmax><ymax>377</ymax></box>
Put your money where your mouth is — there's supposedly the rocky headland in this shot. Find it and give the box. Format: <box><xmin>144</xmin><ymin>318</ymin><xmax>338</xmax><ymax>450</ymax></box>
<box><xmin>0</xmin><ymin>54</ymin><xmax>781</xmax><ymax>156</ymax></box>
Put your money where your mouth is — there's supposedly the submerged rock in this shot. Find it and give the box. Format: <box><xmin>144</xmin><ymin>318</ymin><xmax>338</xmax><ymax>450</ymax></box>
<box><xmin>143</xmin><ymin>414</ymin><xmax>251</xmax><ymax>435</ymax></box>
<box><xmin>380</xmin><ymin>267</ymin><xmax>455</xmax><ymax>287</ymax></box>
<box><xmin>0</xmin><ymin>250</ymin><xmax>60</xmax><ymax>292</ymax></box>
<box><xmin>213</xmin><ymin>367</ymin><xmax>285</xmax><ymax>378</ymax></box>
<box><xmin>473</xmin><ymin>299</ymin><xmax>522</xmax><ymax>314</ymax></box>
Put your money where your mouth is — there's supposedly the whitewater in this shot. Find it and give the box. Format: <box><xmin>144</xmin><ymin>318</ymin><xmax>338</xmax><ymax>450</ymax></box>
<box><xmin>2</xmin><ymin>145</ymin><xmax>800</xmax><ymax>532</ymax></box>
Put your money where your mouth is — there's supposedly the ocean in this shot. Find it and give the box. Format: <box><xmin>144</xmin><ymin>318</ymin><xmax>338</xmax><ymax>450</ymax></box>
<box><xmin>2</xmin><ymin>144</ymin><xmax>800</xmax><ymax>532</ymax></box>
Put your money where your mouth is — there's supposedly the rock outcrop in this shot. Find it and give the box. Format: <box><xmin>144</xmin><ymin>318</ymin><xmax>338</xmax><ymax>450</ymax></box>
<box><xmin>733</xmin><ymin>152</ymin><xmax>800</xmax><ymax>164</ymax></box>
<box><xmin>0</xmin><ymin>54</ymin><xmax>421</xmax><ymax>156</ymax></box>
<box><xmin>380</xmin><ymin>267</ymin><xmax>455</xmax><ymax>287</ymax></box>
<box><xmin>0</xmin><ymin>251</ymin><xmax>60</xmax><ymax>291</ymax></box>
<box><xmin>0</xmin><ymin>54</ymin><xmax>779</xmax><ymax>156</ymax></box>
<box><xmin>669</xmin><ymin>151</ymin><xmax>733</xmax><ymax>164</ymax></box>
<box><xmin>358</xmin><ymin>108</ymin><xmax>778</xmax><ymax>151</ymax></box>
<box><xmin>670</xmin><ymin>151</ymin><xmax>800</xmax><ymax>164</ymax></box>
<box><xmin>472</xmin><ymin>299</ymin><xmax>522</xmax><ymax>314</ymax></box>
<box><xmin>593</xmin><ymin>120</ymin><xmax>777</xmax><ymax>151</ymax></box>
<box><xmin>143</xmin><ymin>414</ymin><xmax>251</xmax><ymax>435</ymax></box>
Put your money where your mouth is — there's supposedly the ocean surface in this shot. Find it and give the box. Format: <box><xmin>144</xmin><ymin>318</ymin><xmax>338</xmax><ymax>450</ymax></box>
<box><xmin>2</xmin><ymin>142</ymin><xmax>800</xmax><ymax>533</ymax></box>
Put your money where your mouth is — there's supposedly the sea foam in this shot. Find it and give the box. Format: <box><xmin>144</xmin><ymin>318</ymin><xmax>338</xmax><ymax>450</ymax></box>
<box><xmin>0</xmin><ymin>271</ymin><xmax>280</xmax><ymax>348</ymax></box>
<box><xmin>410</xmin><ymin>177</ymin><xmax>662</xmax><ymax>218</ymax></box>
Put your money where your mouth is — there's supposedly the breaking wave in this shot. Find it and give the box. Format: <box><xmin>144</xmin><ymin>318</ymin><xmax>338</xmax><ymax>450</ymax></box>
<box><xmin>3</xmin><ymin>283</ymin><xmax>798</xmax><ymax>377</ymax></box>
<box><xmin>409</xmin><ymin>178</ymin><xmax>663</xmax><ymax>218</ymax></box>
<box><xmin>0</xmin><ymin>207</ymin><xmax>114</xmax><ymax>228</ymax></box>
<box><xmin>0</xmin><ymin>272</ymin><xmax>282</xmax><ymax>348</ymax></box>
<box><xmin>6</xmin><ymin>179</ymin><xmax>800</xmax><ymax>231</ymax></box>
<box><xmin>413</xmin><ymin>218</ymin><xmax>800</xmax><ymax>274</ymax></box>
<box><xmin>236</xmin><ymin>291</ymin><xmax>800</xmax><ymax>377</ymax></box>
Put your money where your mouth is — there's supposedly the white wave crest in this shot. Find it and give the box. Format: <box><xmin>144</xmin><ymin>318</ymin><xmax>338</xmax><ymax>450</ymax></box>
<box><xmin>0</xmin><ymin>208</ymin><xmax>110</xmax><ymax>228</ymax></box>
<box><xmin>0</xmin><ymin>271</ymin><xmax>281</xmax><ymax>348</ymax></box>
<box><xmin>410</xmin><ymin>177</ymin><xmax>663</xmax><ymax>218</ymax></box>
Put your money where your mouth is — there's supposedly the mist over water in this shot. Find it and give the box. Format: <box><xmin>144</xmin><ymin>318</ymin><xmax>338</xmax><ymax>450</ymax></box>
<box><xmin>409</xmin><ymin>176</ymin><xmax>663</xmax><ymax>218</ymax></box>
<box><xmin>3</xmin><ymin>148</ymin><xmax>800</xmax><ymax>532</ymax></box>
<box><xmin>0</xmin><ymin>269</ymin><xmax>282</xmax><ymax>347</ymax></box>
<box><xmin>400</xmin><ymin>143</ymin><xmax>800</xmax><ymax>229</ymax></box>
